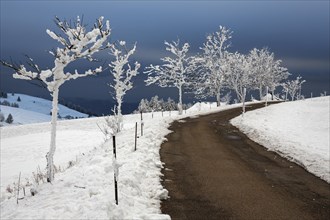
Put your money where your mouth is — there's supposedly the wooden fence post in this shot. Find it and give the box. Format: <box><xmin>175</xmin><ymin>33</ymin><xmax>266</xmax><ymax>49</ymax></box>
<box><xmin>134</xmin><ymin>122</ymin><xmax>137</xmax><ymax>151</ymax></box>
<box><xmin>140</xmin><ymin>112</ymin><xmax>143</xmax><ymax>137</ymax></box>
<box><xmin>113</xmin><ymin>135</ymin><xmax>118</xmax><ymax>205</ymax></box>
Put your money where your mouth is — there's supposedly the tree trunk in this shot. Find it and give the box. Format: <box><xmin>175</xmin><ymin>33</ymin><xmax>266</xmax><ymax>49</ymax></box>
<box><xmin>242</xmin><ymin>87</ymin><xmax>246</xmax><ymax>115</ymax></box>
<box><xmin>116</xmin><ymin>97</ymin><xmax>123</xmax><ymax>131</ymax></box>
<box><xmin>178</xmin><ymin>86</ymin><xmax>183</xmax><ymax>115</ymax></box>
<box><xmin>259</xmin><ymin>84</ymin><xmax>263</xmax><ymax>100</ymax></box>
<box><xmin>47</xmin><ymin>86</ymin><xmax>59</xmax><ymax>182</ymax></box>
<box><xmin>216</xmin><ymin>87</ymin><xmax>221</xmax><ymax>107</ymax></box>
<box><xmin>235</xmin><ymin>87</ymin><xmax>243</xmax><ymax>103</ymax></box>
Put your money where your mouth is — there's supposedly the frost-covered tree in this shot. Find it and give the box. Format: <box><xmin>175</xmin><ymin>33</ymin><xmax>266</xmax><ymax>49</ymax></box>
<box><xmin>145</xmin><ymin>40</ymin><xmax>196</xmax><ymax>115</ymax></box>
<box><xmin>282</xmin><ymin>76</ymin><xmax>306</xmax><ymax>101</ymax></box>
<box><xmin>265</xmin><ymin>59</ymin><xmax>290</xmax><ymax>100</ymax></box>
<box><xmin>226</xmin><ymin>52</ymin><xmax>252</xmax><ymax>102</ymax></box>
<box><xmin>149</xmin><ymin>95</ymin><xmax>162</xmax><ymax>112</ymax></box>
<box><xmin>165</xmin><ymin>97</ymin><xmax>177</xmax><ymax>111</ymax></box>
<box><xmin>249</xmin><ymin>48</ymin><xmax>290</xmax><ymax>100</ymax></box>
<box><xmin>1</xmin><ymin>16</ymin><xmax>111</xmax><ymax>182</ymax></box>
<box><xmin>138</xmin><ymin>99</ymin><xmax>149</xmax><ymax>113</ymax></box>
<box><xmin>197</xmin><ymin>26</ymin><xmax>232</xmax><ymax>106</ymax></box>
<box><xmin>249</xmin><ymin>48</ymin><xmax>273</xmax><ymax>100</ymax></box>
<box><xmin>108</xmin><ymin>41</ymin><xmax>140</xmax><ymax>130</ymax></box>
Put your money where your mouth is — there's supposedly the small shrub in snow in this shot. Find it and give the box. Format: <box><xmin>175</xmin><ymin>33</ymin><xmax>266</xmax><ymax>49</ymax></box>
<box><xmin>5</xmin><ymin>114</ymin><xmax>13</xmax><ymax>124</ymax></box>
<box><xmin>17</xmin><ymin>96</ymin><xmax>21</xmax><ymax>102</ymax></box>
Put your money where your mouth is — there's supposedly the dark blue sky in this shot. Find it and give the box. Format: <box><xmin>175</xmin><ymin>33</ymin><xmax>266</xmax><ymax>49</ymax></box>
<box><xmin>0</xmin><ymin>0</ymin><xmax>329</xmax><ymax>113</ymax></box>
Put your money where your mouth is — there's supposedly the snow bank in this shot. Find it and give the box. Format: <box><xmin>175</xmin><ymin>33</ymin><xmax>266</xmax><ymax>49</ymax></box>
<box><xmin>186</xmin><ymin>101</ymin><xmax>227</xmax><ymax>113</ymax></box>
<box><xmin>231</xmin><ymin>96</ymin><xmax>330</xmax><ymax>183</ymax></box>
<box><xmin>0</xmin><ymin>111</ymin><xmax>176</xmax><ymax>219</ymax></box>
<box><xmin>0</xmin><ymin>100</ymin><xmax>278</xmax><ymax>219</ymax></box>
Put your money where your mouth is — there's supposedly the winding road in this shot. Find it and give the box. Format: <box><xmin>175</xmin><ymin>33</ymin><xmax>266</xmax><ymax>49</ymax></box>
<box><xmin>160</xmin><ymin>103</ymin><xmax>330</xmax><ymax>220</ymax></box>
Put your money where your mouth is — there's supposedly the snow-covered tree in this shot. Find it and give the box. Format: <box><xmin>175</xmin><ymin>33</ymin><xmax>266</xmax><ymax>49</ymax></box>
<box><xmin>108</xmin><ymin>41</ymin><xmax>140</xmax><ymax>130</ymax></box>
<box><xmin>149</xmin><ymin>95</ymin><xmax>162</xmax><ymax>112</ymax></box>
<box><xmin>282</xmin><ymin>76</ymin><xmax>306</xmax><ymax>101</ymax></box>
<box><xmin>165</xmin><ymin>97</ymin><xmax>177</xmax><ymax>111</ymax></box>
<box><xmin>249</xmin><ymin>48</ymin><xmax>289</xmax><ymax>100</ymax></box>
<box><xmin>138</xmin><ymin>99</ymin><xmax>149</xmax><ymax>113</ymax></box>
<box><xmin>225</xmin><ymin>52</ymin><xmax>252</xmax><ymax>102</ymax></box>
<box><xmin>1</xmin><ymin>16</ymin><xmax>111</xmax><ymax>182</ymax></box>
<box><xmin>249</xmin><ymin>48</ymin><xmax>273</xmax><ymax>100</ymax></box>
<box><xmin>145</xmin><ymin>39</ymin><xmax>196</xmax><ymax>115</ymax></box>
<box><xmin>197</xmin><ymin>26</ymin><xmax>233</xmax><ymax>106</ymax></box>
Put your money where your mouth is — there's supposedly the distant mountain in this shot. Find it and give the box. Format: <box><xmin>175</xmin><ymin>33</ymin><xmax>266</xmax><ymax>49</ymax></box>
<box><xmin>0</xmin><ymin>93</ymin><xmax>88</xmax><ymax>126</ymax></box>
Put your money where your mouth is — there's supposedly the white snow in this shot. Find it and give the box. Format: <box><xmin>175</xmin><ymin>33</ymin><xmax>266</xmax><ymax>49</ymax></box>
<box><xmin>1</xmin><ymin>97</ymin><xmax>328</xmax><ymax>219</ymax></box>
<box><xmin>231</xmin><ymin>96</ymin><xmax>330</xmax><ymax>183</ymax></box>
<box><xmin>0</xmin><ymin>101</ymin><xmax>236</xmax><ymax>219</ymax></box>
<box><xmin>0</xmin><ymin>114</ymin><xmax>172</xmax><ymax>219</ymax></box>
<box><xmin>0</xmin><ymin>105</ymin><xmax>51</xmax><ymax>125</ymax></box>
<box><xmin>0</xmin><ymin>93</ymin><xmax>87</xmax><ymax>123</ymax></box>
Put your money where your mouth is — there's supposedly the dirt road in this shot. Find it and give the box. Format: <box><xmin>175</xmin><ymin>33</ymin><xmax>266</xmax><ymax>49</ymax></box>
<box><xmin>160</xmin><ymin>103</ymin><xmax>330</xmax><ymax>220</ymax></box>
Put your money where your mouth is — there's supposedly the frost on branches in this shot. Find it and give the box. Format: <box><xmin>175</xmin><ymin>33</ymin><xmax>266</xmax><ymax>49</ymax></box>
<box><xmin>249</xmin><ymin>48</ymin><xmax>289</xmax><ymax>100</ymax></box>
<box><xmin>108</xmin><ymin>41</ymin><xmax>140</xmax><ymax>130</ymax></box>
<box><xmin>282</xmin><ymin>76</ymin><xmax>306</xmax><ymax>101</ymax></box>
<box><xmin>1</xmin><ymin>16</ymin><xmax>111</xmax><ymax>182</ymax></box>
<box><xmin>196</xmin><ymin>26</ymin><xmax>232</xmax><ymax>106</ymax></box>
<box><xmin>225</xmin><ymin>52</ymin><xmax>252</xmax><ymax>103</ymax></box>
<box><xmin>145</xmin><ymin>39</ymin><xmax>196</xmax><ymax>115</ymax></box>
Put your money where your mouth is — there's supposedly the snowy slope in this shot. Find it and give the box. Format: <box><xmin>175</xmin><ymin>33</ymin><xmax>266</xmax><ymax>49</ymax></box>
<box><xmin>231</xmin><ymin>96</ymin><xmax>330</xmax><ymax>183</ymax></box>
<box><xmin>1</xmin><ymin>102</ymin><xmax>242</xmax><ymax>219</ymax></box>
<box><xmin>0</xmin><ymin>114</ymin><xmax>172</xmax><ymax>219</ymax></box>
<box><xmin>0</xmin><ymin>105</ymin><xmax>51</xmax><ymax>125</ymax></box>
<box><xmin>2</xmin><ymin>98</ymin><xmax>328</xmax><ymax>219</ymax></box>
<box><xmin>0</xmin><ymin>93</ymin><xmax>87</xmax><ymax>125</ymax></box>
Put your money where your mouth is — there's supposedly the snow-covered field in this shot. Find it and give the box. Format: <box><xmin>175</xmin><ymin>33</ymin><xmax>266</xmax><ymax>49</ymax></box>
<box><xmin>0</xmin><ymin>102</ymin><xmax>230</xmax><ymax>220</ymax></box>
<box><xmin>231</xmin><ymin>96</ymin><xmax>330</xmax><ymax>183</ymax></box>
<box><xmin>0</xmin><ymin>93</ymin><xmax>87</xmax><ymax>126</ymax></box>
<box><xmin>1</xmin><ymin>97</ymin><xmax>328</xmax><ymax>219</ymax></box>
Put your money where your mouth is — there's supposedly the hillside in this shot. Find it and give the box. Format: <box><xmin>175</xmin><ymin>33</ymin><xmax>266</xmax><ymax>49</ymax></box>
<box><xmin>0</xmin><ymin>93</ymin><xmax>88</xmax><ymax>126</ymax></box>
<box><xmin>1</xmin><ymin>98</ymin><xmax>329</xmax><ymax>219</ymax></box>
<box><xmin>231</xmin><ymin>96</ymin><xmax>330</xmax><ymax>182</ymax></box>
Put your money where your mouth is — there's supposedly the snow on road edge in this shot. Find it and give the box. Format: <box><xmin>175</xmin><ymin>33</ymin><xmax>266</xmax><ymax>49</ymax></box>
<box><xmin>231</xmin><ymin>97</ymin><xmax>330</xmax><ymax>183</ymax></box>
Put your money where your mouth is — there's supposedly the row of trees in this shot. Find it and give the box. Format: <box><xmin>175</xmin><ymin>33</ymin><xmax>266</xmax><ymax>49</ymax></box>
<box><xmin>145</xmin><ymin>26</ymin><xmax>299</xmax><ymax>110</ymax></box>
<box><xmin>136</xmin><ymin>95</ymin><xmax>177</xmax><ymax>113</ymax></box>
<box><xmin>0</xmin><ymin>16</ymin><xmax>306</xmax><ymax>183</ymax></box>
<box><xmin>135</xmin><ymin>95</ymin><xmax>194</xmax><ymax>113</ymax></box>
